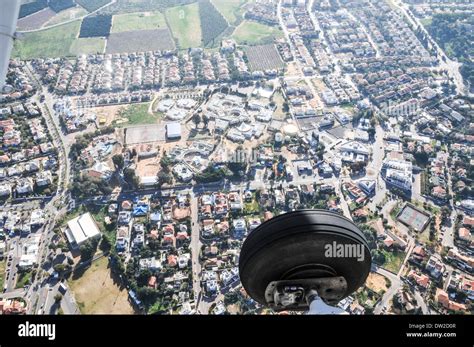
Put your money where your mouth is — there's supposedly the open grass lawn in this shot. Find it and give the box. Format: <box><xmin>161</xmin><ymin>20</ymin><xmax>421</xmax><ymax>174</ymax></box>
<box><xmin>111</xmin><ymin>11</ymin><xmax>167</xmax><ymax>33</ymax></box>
<box><xmin>45</xmin><ymin>6</ymin><xmax>88</xmax><ymax>26</ymax></box>
<box><xmin>69</xmin><ymin>257</ymin><xmax>134</xmax><ymax>314</ymax></box>
<box><xmin>15</xmin><ymin>270</ymin><xmax>32</xmax><ymax>289</ymax></box>
<box><xmin>69</xmin><ymin>37</ymin><xmax>106</xmax><ymax>55</ymax></box>
<box><xmin>58</xmin><ymin>205</ymin><xmax>88</xmax><ymax>228</ymax></box>
<box><xmin>418</xmin><ymin>226</ymin><xmax>432</xmax><ymax>245</ymax></box>
<box><xmin>211</xmin><ymin>0</ymin><xmax>248</xmax><ymax>25</ymax></box>
<box><xmin>381</xmin><ymin>249</ymin><xmax>406</xmax><ymax>274</ymax></box>
<box><xmin>116</xmin><ymin>103</ymin><xmax>162</xmax><ymax>126</ymax></box>
<box><xmin>231</xmin><ymin>20</ymin><xmax>282</xmax><ymax>45</ymax></box>
<box><xmin>88</xmin><ymin>204</ymin><xmax>117</xmax><ymax>244</ymax></box>
<box><xmin>389</xmin><ymin>203</ymin><xmax>401</xmax><ymax>221</ymax></box>
<box><xmin>0</xmin><ymin>260</ymin><xmax>5</xmax><ymax>290</ymax></box>
<box><xmin>244</xmin><ymin>199</ymin><xmax>260</xmax><ymax>214</ymax></box>
<box><xmin>165</xmin><ymin>3</ymin><xmax>202</xmax><ymax>49</ymax></box>
<box><xmin>13</xmin><ymin>21</ymin><xmax>81</xmax><ymax>59</ymax></box>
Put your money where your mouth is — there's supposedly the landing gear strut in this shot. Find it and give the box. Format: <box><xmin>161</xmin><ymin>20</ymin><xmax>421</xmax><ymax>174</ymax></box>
<box><xmin>239</xmin><ymin>210</ymin><xmax>372</xmax><ymax>313</ymax></box>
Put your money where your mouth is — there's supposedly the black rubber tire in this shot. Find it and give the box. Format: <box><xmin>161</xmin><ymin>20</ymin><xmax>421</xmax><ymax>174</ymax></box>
<box><xmin>239</xmin><ymin>209</ymin><xmax>372</xmax><ymax>305</ymax></box>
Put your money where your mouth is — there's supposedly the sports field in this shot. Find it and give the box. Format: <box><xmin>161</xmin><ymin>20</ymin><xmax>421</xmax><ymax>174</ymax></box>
<box><xmin>69</xmin><ymin>257</ymin><xmax>134</xmax><ymax>314</ymax></box>
<box><xmin>397</xmin><ymin>204</ymin><xmax>431</xmax><ymax>232</ymax></box>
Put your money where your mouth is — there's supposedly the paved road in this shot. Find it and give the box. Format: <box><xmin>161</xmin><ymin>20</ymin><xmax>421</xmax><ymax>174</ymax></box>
<box><xmin>442</xmin><ymin>163</ymin><xmax>456</xmax><ymax>248</ymax></box>
<box><xmin>190</xmin><ymin>196</ymin><xmax>203</xmax><ymax>314</ymax></box>
<box><xmin>307</xmin><ymin>0</ymin><xmax>341</xmax><ymax>75</ymax></box>
<box><xmin>61</xmin><ymin>284</ymin><xmax>80</xmax><ymax>314</ymax></box>
<box><xmin>1</xmin><ymin>67</ymin><xmax>75</xmax><ymax>314</ymax></box>
<box><xmin>373</xmin><ymin>265</ymin><xmax>402</xmax><ymax>314</ymax></box>
<box><xmin>392</xmin><ymin>0</ymin><xmax>466</xmax><ymax>95</ymax></box>
<box><xmin>413</xmin><ymin>288</ymin><xmax>430</xmax><ymax>315</ymax></box>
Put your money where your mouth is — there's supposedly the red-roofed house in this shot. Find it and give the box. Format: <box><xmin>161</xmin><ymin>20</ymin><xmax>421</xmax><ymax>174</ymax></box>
<box><xmin>463</xmin><ymin>216</ymin><xmax>474</xmax><ymax>227</ymax></box>
<box><xmin>148</xmin><ymin>276</ymin><xmax>157</xmax><ymax>289</ymax></box>
<box><xmin>383</xmin><ymin>236</ymin><xmax>394</xmax><ymax>248</ymax></box>
<box><xmin>436</xmin><ymin>289</ymin><xmax>467</xmax><ymax>312</ymax></box>
<box><xmin>167</xmin><ymin>255</ymin><xmax>177</xmax><ymax>267</ymax></box>
<box><xmin>408</xmin><ymin>270</ymin><xmax>430</xmax><ymax>289</ymax></box>
<box><xmin>459</xmin><ymin>228</ymin><xmax>471</xmax><ymax>242</ymax></box>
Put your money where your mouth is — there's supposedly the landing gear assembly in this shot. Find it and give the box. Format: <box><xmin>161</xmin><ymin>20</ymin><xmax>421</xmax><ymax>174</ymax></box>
<box><xmin>239</xmin><ymin>210</ymin><xmax>372</xmax><ymax>314</ymax></box>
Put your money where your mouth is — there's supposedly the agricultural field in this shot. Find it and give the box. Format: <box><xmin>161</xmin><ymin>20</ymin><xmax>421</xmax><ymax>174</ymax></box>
<box><xmin>75</xmin><ymin>0</ymin><xmax>112</xmax><ymax>12</ymax></box>
<box><xmin>44</xmin><ymin>6</ymin><xmax>88</xmax><ymax>26</ymax></box>
<box><xmin>17</xmin><ymin>7</ymin><xmax>56</xmax><ymax>31</ymax></box>
<box><xmin>111</xmin><ymin>11</ymin><xmax>167</xmax><ymax>33</ymax></box>
<box><xmin>199</xmin><ymin>0</ymin><xmax>229</xmax><ymax>46</ymax></box>
<box><xmin>19</xmin><ymin>0</ymin><xmax>49</xmax><ymax>19</ymax></box>
<box><xmin>13</xmin><ymin>21</ymin><xmax>81</xmax><ymax>59</ymax></box>
<box><xmin>69</xmin><ymin>257</ymin><xmax>134</xmax><ymax>314</ymax></box>
<box><xmin>165</xmin><ymin>3</ymin><xmax>202</xmax><ymax>49</ymax></box>
<box><xmin>49</xmin><ymin>0</ymin><xmax>76</xmax><ymax>13</ymax></box>
<box><xmin>231</xmin><ymin>20</ymin><xmax>283</xmax><ymax>45</ymax></box>
<box><xmin>211</xmin><ymin>0</ymin><xmax>248</xmax><ymax>25</ymax></box>
<box><xmin>104</xmin><ymin>0</ymin><xmax>195</xmax><ymax>13</ymax></box>
<box><xmin>106</xmin><ymin>28</ymin><xmax>175</xmax><ymax>54</ymax></box>
<box><xmin>245</xmin><ymin>44</ymin><xmax>284</xmax><ymax>72</ymax></box>
<box><xmin>69</xmin><ymin>37</ymin><xmax>106</xmax><ymax>55</ymax></box>
<box><xmin>79</xmin><ymin>14</ymin><xmax>112</xmax><ymax>37</ymax></box>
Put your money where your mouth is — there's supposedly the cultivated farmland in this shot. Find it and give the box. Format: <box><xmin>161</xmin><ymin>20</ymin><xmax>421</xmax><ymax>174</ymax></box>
<box><xmin>76</xmin><ymin>0</ymin><xmax>112</xmax><ymax>12</ymax></box>
<box><xmin>19</xmin><ymin>0</ymin><xmax>49</xmax><ymax>19</ymax></box>
<box><xmin>245</xmin><ymin>44</ymin><xmax>284</xmax><ymax>72</ymax></box>
<box><xmin>104</xmin><ymin>0</ymin><xmax>195</xmax><ymax>13</ymax></box>
<box><xmin>49</xmin><ymin>0</ymin><xmax>76</xmax><ymax>13</ymax></box>
<box><xmin>79</xmin><ymin>15</ymin><xmax>112</xmax><ymax>37</ymax></box>
<box><xmin>199</xmin><ymin>0</ymin><xmax>229</xmax><ymax>47</ymax></box>
<box><xmin>45</xmin><ymin>6</ymin><xmax>88</xmax><ymax>26</ymax></box>
<box><xmin>211</xmin><ymin>0</ymin><xmax>248</xmax><ymax>25</ymax></box>
<box><xmin>111</xmin><ymin>11</ymin><xmax>167</xmax><ymax>33</ymax></box>
<box><xmin>70</xmin><ymin>37</ymin><xmax>106</xmax><ymax>55</ymax></box>
<box><xmin>13</xmin><ymin>21</ymin><xmax>81</xmax><ymax>59</ymax></box>
<box><xmin>106</xmin><ymin>29</ymin><xmax>175</xmax><ymax>54</ymax></box>
<box><xmin>165</xmin><ymin>3</ymin><xmax>202</xmax><ymax>49</ymax></box>
<box><xmin>17</xmin><ymin>8</ymin><xmax>56</xmax><ymax>31</ymax></box>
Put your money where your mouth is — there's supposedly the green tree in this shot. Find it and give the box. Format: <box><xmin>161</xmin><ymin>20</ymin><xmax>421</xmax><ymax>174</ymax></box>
<box><xmin>80</xmin><ymin>238</ymin><xmax>99</xmax><ymax>262</ymax></box>
<box><xmin>192</xmin><ymin>113</ymin><xmax>201</xmax><ymax>128</ymax></box>
<box><xmin>112</xmin><ymin>154</ymin><xmax>124</xmax><ymax>170</ymax></box>
<box><xmin>157</xmin><ymin>171</ymin><xmax>173</xmax><ymax>187</ymax></box>
<box><xmin>124</xmin><ymin>168</ymin><xmax>139</xmax><ymax>189</ymax></box>
<box><xmin>54</xmin><ymin>294</ymin><xmax>63</xmax><ymax>303</ymax></box>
